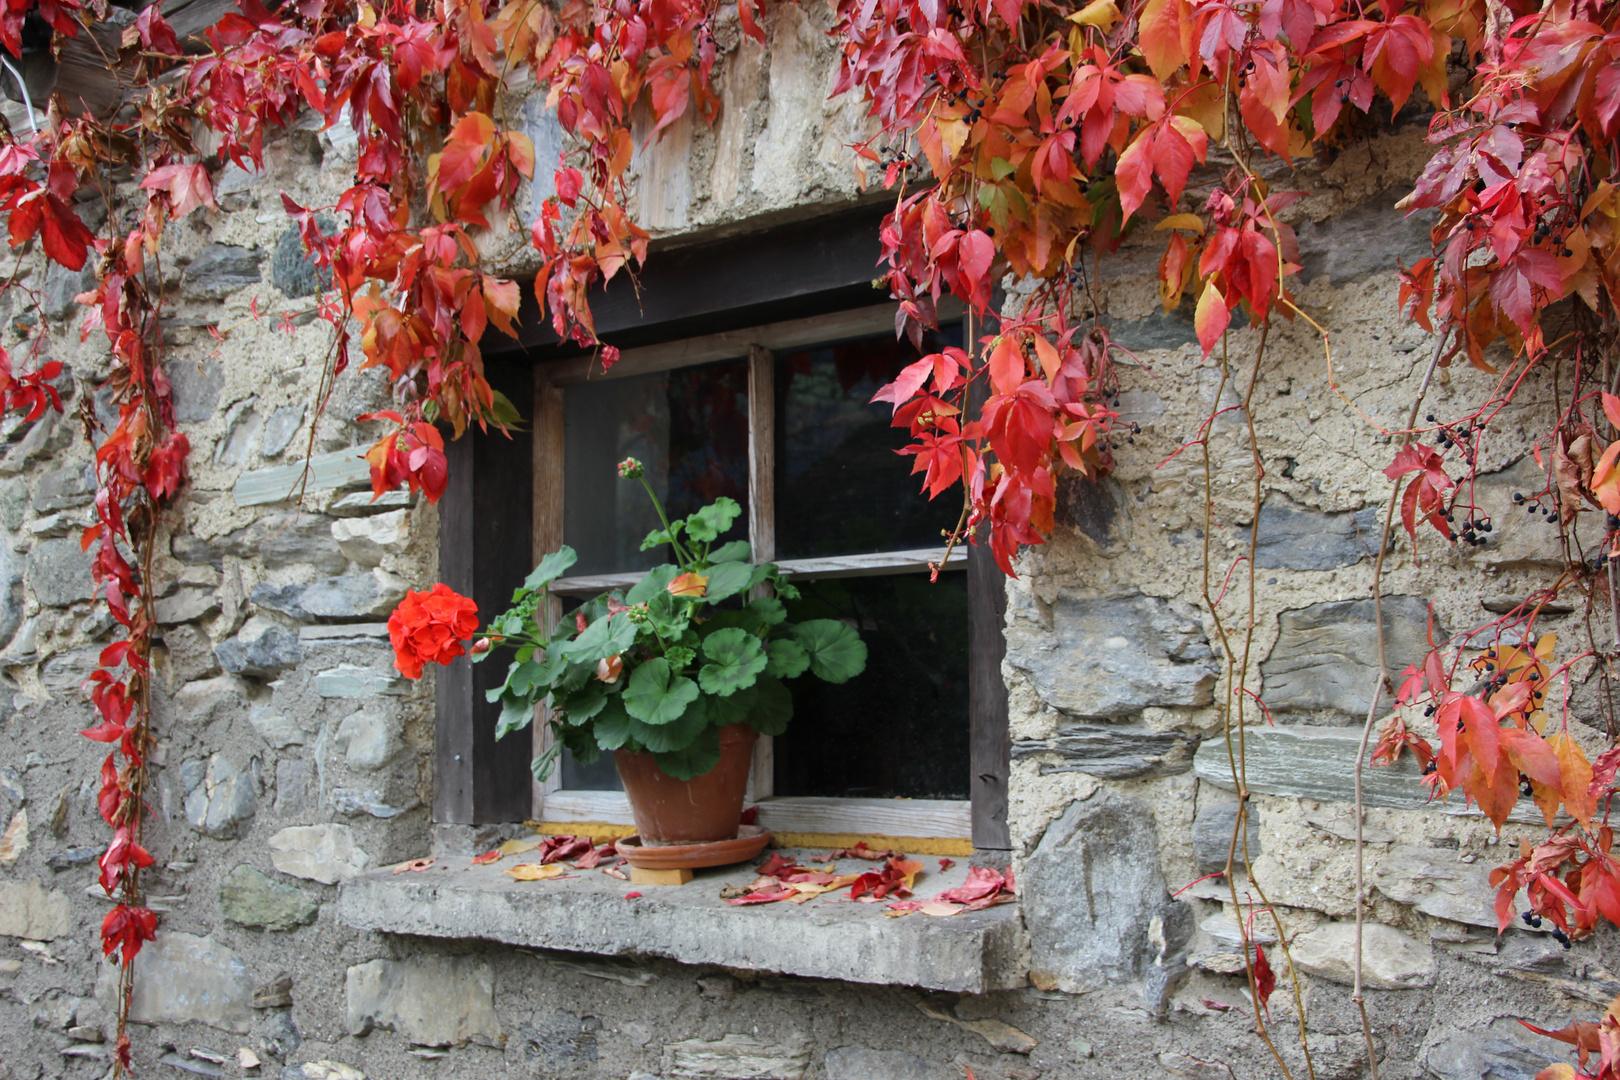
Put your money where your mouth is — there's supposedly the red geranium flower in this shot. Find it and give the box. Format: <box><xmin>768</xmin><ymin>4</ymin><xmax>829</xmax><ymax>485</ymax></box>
<box><xmin>389</xmin><ymin>584</ymin><xmax>480</xmax><ymax>678</ymax></box>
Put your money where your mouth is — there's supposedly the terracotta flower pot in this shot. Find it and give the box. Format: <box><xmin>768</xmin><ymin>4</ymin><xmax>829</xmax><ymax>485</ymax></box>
<box><xmin>614</xmin><ymin>724</ymin><xmax>757</xmax><ymax>845</ymax></box>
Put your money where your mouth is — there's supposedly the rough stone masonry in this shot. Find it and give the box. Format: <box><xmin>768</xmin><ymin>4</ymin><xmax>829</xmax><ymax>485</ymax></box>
<box><xmin>0</xmin><ymin>6</ymin><xmax>1614</xmax><ymax>1080</ymax></box>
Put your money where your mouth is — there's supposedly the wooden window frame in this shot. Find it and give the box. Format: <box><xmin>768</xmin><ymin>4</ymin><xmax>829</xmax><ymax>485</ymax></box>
<box><xmin>436</xmin><ymin>210</ymin><xmax>1010</xmax><ymax>850</ymax></box>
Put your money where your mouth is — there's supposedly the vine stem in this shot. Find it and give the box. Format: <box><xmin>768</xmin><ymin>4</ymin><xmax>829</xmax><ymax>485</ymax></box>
<box><xmin>1352</xmin><ymin>329</ymin><xmax>1447</xmax><ymax>1080</ymax></box>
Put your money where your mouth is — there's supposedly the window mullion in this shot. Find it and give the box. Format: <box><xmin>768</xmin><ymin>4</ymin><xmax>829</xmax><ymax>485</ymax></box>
<box><xmin>746</xmin><ymin>344</ymin><xmax>776</xmax><ymax>802</ymax></box>
<box><xmin>532</xmin><ymin>372</ymin><xmax>566</xmax><ymax>818</ymax></box>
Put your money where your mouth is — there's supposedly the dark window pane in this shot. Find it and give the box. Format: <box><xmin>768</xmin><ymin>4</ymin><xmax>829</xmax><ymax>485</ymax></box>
<box><xmin>773</xmin><ymin>572</ymin><xmax>969</xmax><ymax>800</ymax></box>
<box><xmin>563</xmin><ymin>359</ymin><xmax>750</xmax><ymax>576</ymax></box>
<box><xmin>560</xmin><ymin>748</ymin><xmax>622</xmax><ymax>791</ymax></box>
<box><xmin>775</xmin><ymin>325</ymin><xmax>963</xmax><ymax>559</ymax></box>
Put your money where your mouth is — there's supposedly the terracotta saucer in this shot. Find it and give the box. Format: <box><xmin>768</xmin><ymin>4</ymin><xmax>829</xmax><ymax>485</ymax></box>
<box><xmin>616</xmin><ymin>825</ymin><xmax>772</xmax><ymax>870</ymax></box>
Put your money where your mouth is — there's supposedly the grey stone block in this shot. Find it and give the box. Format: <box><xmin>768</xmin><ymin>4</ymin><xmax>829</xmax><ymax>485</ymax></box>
<box><xmin>1423</xmin><ymin>1037</ymin><xmax>1546</xmax><ymax>1080</ymax></box>
<box><xmin>1005</xmin><ymin>591</ymin><xmax>1217</xmax><ymax>718</ymax></box>
<box><xmin>345</xmin><ymin>956</ymin><xmax>501</xmax><ymax>1047</ymax></box>
<box><xmin>269</xmin><ymin>824</ymin><xmax>371</xmax><ymax>884</ymax></box>
<box><xmin>1011</xmin><ymin>724</ymin><xmax>1197</xmax><ymax>779</ymax></box>
<box><xmin>1191</xmin><ymin>798</ymin><xmax>1261</xmax><ymax>876</ymax></box>
<box><xmin>41</xmin><ymin>262</ymin><xmax>96</xmax><ymax>320</ymax></box>
<box><xmin>161</xmin><ymin>624</ymin><xmax>223</xmax><ymax>685</ymax></box>
<box><xmin>220</xmin><ymin>865</ymin><xmax>318</xmax><ymax>931</ymax></box>
<box><xmin>1296</xmin><ymin>188</ymin><xmax>1436</xmax><ymax>284</ymax></box>
<box><xmin>1254</xmin><ymin>497</ymin><xmax>1381</xmax><ymax>571</ymax></box>
<box><xmin>1290</xmin><ymin>921</ymin><xmax>1433</xmax><ymax>988</ymax></box>
<box><xmin>0</xmin><ymin>537</ymin><xmax>22</xmax><ymax>649</ymax></box>
<box><xmin>154</xmin><ymin>586</ymin><xmax>221</xmax><ymax>624</ymax></box>
<box><xmin>1102</xmin><ymin>308</ymin><xmax>1199</xmax><ymax>352</ymax></box>
<box><xmin>271</xmin><ymin>220</ymin><xmax>333</xmax><ymax>299</ymax></box>
<box><xmin>31</xmin><ymin>462</ymin><xmax>93</xmax><ymax>511</ymax></box>
<box><xmin>662</xmin><ymin>1035</ymin><xmax>809</xmax><ymax>1080</ymax></box>
<box><xmin>95</xmin><ymin>931</ymin><xmax>253</xmax><ymax>1033</ymax></box>
<box><xmin>233</xmin><ymin>450</ymin><xmax>372</xmax><ymax>507</ymax></box>
<box><xmin>251</xmin><ymin>569</ymin><xmax>407</xmax><ymax>622</ymax></box>
<box><xmin>183</xmin><ymin>243</ymin><xmax>263</xmax><ymax>299</ymax></box>
<box><xmin>1260</xmin><ymin>596</ymin><xmax>1438</xmax><ymax>718</ymax></box>
<box><xmin>216</xmin><ymin>617</ymin><xmax>303</xmax><ymax>677</ymax></box>
<box><xmin>1192</xmin><ymin>725</ymin><xmax>1547</xmax><ymax>825</ymax></box>
<box><xmin>825</xmin><ymin>1047</ymin><xmax>940</xmax><ymax>1080</ymax></box>
<box><xmin>25</xmin><ymin>537</ymin><xmax>95</xmax><ymax>607</ymax></box>
<box><xmin>315</xmin><ymin>663</ymin><xmax>409</xmax><ymax>698</ymax></box>
<box><xmin>336</xmin><ymin>851</ymin><xmax>1027</xmax><ymax>993</ymax></box>
<box><xmin>261</xmin><ymin>405</ymin><xmax>305</xmax><ymax>457</ymax></box>
<box><xmin>183</xmin><ymin>754</ymin><xmax>257</xmax><ymax>840</ymax></box>
<box><xmin>1017</xmin><ymin>791</ymin><xmax>1185</xmax><ymax>993</ymax></box>
<box><xmin>330</xmin><ymin>789</ymin><xmax>416</xmax><ymax>819</ymax></box>
<box><xmin>168</xmin><ymin>356</ymin><xmax>227</xmax><ymax>423</ymax></box>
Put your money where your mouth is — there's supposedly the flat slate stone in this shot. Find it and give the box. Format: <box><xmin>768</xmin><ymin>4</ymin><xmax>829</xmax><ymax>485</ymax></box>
<box><xmin>1254</xmin><ymin>498</ymin><xmax>1381</xmax><ymax>571</ymax></box>
<box><xmin>25</xmin><ymin>537</ymin><xmax>95</xmax><ymax>608</ymax></box>
<box><xmin>1259</xmin><ymin>596</ymin><xmax>1438</xmax><ymax>718</ymax></box>
<box><xmin>250</xmin><ymin>569</ymin><xmax>406</xmax><ymax>622</ymax></box>
<box><xmin>345</xmin><ymin>956</ymin><xmax>500</xmax><ymax>1047</ymax></box>
<box><xmin>233</xmin><ymin>450</ymin><xmax>372</xmax><ymax>507</ymax></box>
<box><xmin>1011</xmin><ymin>724</ymin><xmax>1197</xmax><ymax>779</ymax></box>
<box><xmin>220</xmin><ymin>865</ymin><xmax>318</xmax><ymax>931</ymax></box>
<box><xmin>1192</xmin><ymin>725</ymin><xmax>1547</xmax><ymax>825</ymax></box>
<box><xmin>183</xmin><ymin>243</ymin><xmax>263</xmax><ymax>299</ymax></box>
<box><xmin>335</xmin><ymin>851</ymin><xmax>1027</xmax><ymax>994</ymax></box>
<box><xmin>1005</xmin><ymin>591</ymin><xmax>1218</xmax><ymax>718</ymax></box>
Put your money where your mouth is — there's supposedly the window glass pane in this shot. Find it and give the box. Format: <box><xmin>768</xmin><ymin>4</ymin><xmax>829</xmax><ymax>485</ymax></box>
<box><xmin>560</xmin><ymin>746</ymin><xmax>623</xmax><ymax>791</ymax></box>
<box><xmin>563</xmin><ymin>359</ymin><xmax>750</xmax><ymax>576</ymax></box>
<box><xmin>773</xmin><ymin>571</ymin><xmax>969</xmax><ymax>800</ymax></box>
<box><xmin>775</xmin><ymin>325</ymin><xmax>963</xmax><ymax>560</ymax></box>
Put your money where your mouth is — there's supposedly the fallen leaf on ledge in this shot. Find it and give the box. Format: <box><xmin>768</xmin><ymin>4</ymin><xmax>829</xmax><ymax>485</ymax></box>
<box><xmin>808</xmin><ymin>843</ymin><xmax>902</xmax><ymax>863</ymax></box>
<box><xmin>539</xmin><ymin>834</ymin><xmax>594</xmax><ymax>864</ymax></box>
<box><xmin>625</xmin><ymin>892</ymin><xmax>642</xmax><ymax>899</ymax></box>
<box><xmin>471</xmin><ymin>850</ymin><xmax>503</xmax><ymax>865</ymax></box>
<box><xmin>602</xmin><ymin>866</ymin><xmax>629</xmax><ymax>880</ymax></box>
<box><xmin>724</xmin><ymin>885</ymin><xmax>798</xmax><ymax>905</ymax></box>
<box><xmin>938</xmin><ymin>857</ymin><xmax>956</xmax><ymax>871</ymax></box>
<box><xmin>392</xmin><ymin>858</ymin><xmax>436</xmax><ymax>874</ymax></box>
<box><xmin>499</xmin><ymin>837</ymin><xmax>541</xmax><ymax>856</ymax></box>
<box><xmin>505</xmin><ymin>862</ymin><xmax>565</xmax><ymax>881</ymax></box>
<box><xmin>574</xmin><ymin>842</ymin><xmax>618</xmax><ymax>869</ymax></box>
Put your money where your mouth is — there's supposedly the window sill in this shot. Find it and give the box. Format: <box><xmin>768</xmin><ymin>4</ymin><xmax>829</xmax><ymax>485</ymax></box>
<box><xmin>334</xmin><ymin>850</ymin><xmax>1027</xmax><ymax>993</ymax></box>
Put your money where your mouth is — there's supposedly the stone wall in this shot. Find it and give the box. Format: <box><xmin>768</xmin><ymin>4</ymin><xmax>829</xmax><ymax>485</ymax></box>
<box><xmin>0</xmin><ymin>10</ymin><xmax>1611</xmax><ymax>1080</ymax></box>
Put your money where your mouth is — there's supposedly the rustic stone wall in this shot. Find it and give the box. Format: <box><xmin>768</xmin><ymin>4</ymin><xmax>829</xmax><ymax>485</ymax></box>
<box><xmin>0</xmin><ymin>11</ymin><xmax>1611</xmax><ymax>1080</ymax></box>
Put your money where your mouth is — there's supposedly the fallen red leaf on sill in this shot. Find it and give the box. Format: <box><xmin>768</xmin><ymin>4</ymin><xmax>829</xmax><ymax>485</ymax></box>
<box><xmin>884</xmin><ymin>865</ymin><xmax>1016</xmax><ymax>916</ymax></box>
<box><xmin>740</xmin><ymin>805</ymin><xmax>759</xmax><ymax>825</ymax></box>
<box><xmin>808</xmin><ymin>843</ymin><xmax>902</xmax><ymax>863</ymax></box>
<box><xmin>938</xmin><ymin>858</ymin><xmax>956</xmax><ymax>871</ymax></box>
<box><xmin>573</xmin><ymin>842</ymin><xmax>617</xmax><ymax>869</ymax></box>
<box><xmin>724</xmin><ymin>885</ymin><xmax>798</xmax><ymax>905</ymax></box>
<box><xmin>849</xmin><ymin>858</ymin><xmax>924</xmax><ymax>900</ymax></box>
<box><xmin>539</xmin><ymin>834</ymin><xmax>593</xmax><ymax>864</ymax></box>
<box><xmin>625</xmin><ymin>892</ymin><xmax>642</xmax><ymax>899</ymax></box>
<box><xmin>602</xmin><ymin>866</ymin><xmax>629</xmax><ymax>880</ymax></box>
<box><xmin>471</xmin><ymin>850</ymin><xmax>502</xmax><ymax>865</ymax></box>
<box><xmin>392</xmin><ymin>858</ymin><xmax>435</xmax><ymax>874</ymax></box>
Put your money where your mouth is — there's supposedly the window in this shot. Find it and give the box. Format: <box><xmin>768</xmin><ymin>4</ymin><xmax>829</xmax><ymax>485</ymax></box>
<box><xmin>435</xmin><ymin>209</ymin><xmax>1009</xmax><ymax>850</ymax></box>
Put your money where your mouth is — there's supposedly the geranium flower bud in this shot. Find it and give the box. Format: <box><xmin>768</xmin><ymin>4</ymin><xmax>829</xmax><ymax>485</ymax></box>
<box><xmin>471</xmin><ymin>637</ymin><xmax>492</xmax><ymax>655</ymax></box>
<box><xmin>668</xmin><ymin>572</ymin><xmax>707</xmax><ymax>599</ymax></box>
<box><xmin>617</xmin><ymin>457</ymin><xmax>644</xmax><ymax>479</ymax></box>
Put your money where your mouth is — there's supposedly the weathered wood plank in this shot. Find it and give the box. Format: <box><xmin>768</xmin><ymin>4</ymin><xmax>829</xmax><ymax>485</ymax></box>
<box><xmin>1192</xmin><ymin>726</ymin><xmax>1549</xmax><ymax>826</ymax></box>
<box><xmin>746</xmin><ymin>344</ymin><xmax>776</xmax><ymax>802</ymax></box>
<box><xmin>434</xmin><ymin>433</ymin><xmax>478</xmax><ymax>824</ymax></box>
<box><xmin>232</xmin><ymin>449</ymin><xmax>372</xmax><ymax>507</ymax></box>
<box><xmin>538</xmin><ymin>792</ymin><xmax>972</xmax><ymax>840</ymax></box>
<box><xmin>532</xmin><ymin>374</ymin><xmax>566</xmax><ymax>816</ymax></box>
<box><xmin>550</xmin><ymin>546</ymin><xmax>968</xmax><ymax>595</ymax></box>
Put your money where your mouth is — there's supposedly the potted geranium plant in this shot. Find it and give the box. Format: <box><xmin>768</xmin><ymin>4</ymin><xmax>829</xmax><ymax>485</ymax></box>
<box><xmin>466</xmin><ymin>457</ymin><xmax>867</xmax><ymax>846</ymax></box>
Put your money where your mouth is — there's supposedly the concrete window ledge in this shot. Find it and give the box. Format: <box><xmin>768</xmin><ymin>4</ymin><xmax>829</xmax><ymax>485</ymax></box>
<box><xmin>334</xmin><ymin>852</ymin><xmax>1028</xmax><ymax>993</ymax></box>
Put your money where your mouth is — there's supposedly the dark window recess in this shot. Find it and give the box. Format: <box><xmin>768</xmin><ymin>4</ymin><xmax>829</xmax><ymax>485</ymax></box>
<box><xmin>563</xmin><ymin>358</ymin><xmax>751</xmax><ymax>576</ymax></box>
<box><xmin>773</xmin><ymin>572</ymin><xmax>970</xmax><ymax>800</ymax></box>
<box><xmin>775</xmin><ymin>326</ymin><xmax>963</xmax><ymax>560</ymax></box>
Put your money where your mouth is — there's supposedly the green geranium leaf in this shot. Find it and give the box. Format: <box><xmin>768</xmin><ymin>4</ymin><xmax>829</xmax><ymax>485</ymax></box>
<box><xmin>530</xmin><ymin>741</ymin><xmax>562</xmax><ymax>783</ymax></box>
<box><xmin>653</xmin><ymin>725</ymin><xmax>723</xmax><ymax>780</ymax></box>
<box><xmin>747</xmin><ymin>675</ymin><xmax>793</xmax><ymax>737</ymax></box>
<box><xmin>627</xmin><ymin>564</ymin><xmax>679</xmax><ymax>604</ymax></box>
<box><xmin>623</xmin><ymin>658</ymin><xmax>700</xmax><ymax>725</ymax></box>
<box><xmin>559</xmin><ymin>683</ymin><xmax>608</xmax><ymax>724</ymax></box>
<box><xmin>627</xmin><ymin>695</ymin><xmax>711</xmax><ymax>753</ymax></box>
<box><xmin>685</xmin><ymin>497</ymin><xmax>740</xmax><ymax>543</ymax></box>
<box><xmin>701</xmin><ymin>560</ymin><xmax>755</xmax><ymax>603</ymax></box>
<box><xmin>523</xmin><ymin>547</ymin><xmax>578</xmax><ymax>591</ymax></box>
<box><xmin>640</xmin><ymin>521</ymin><xmax>682</xmax><ymax>552</ymax></box>
<box><xmin>698</xmin><ymin>627</ymin><xmax>768</xmax><ymax>696</ymax></box>
<box><xmin>495</xmin><ymin>693</ymin><xmax>534</xmax><ymax>740</ymax></box>
<box><xmin>566</xmin><ymin>612</ymin><xmax>636</xmax><ymax>664</ymax></box>
<box><xmin>748</xmin><ymin>597</ymin><xmax>786</xmax><ymax>625</ymax></box>
<box><xmin>709</xmin><ymin>540</ymin><xmax>751</xmax><ymax>562</ymax></box>
<box><xmin>560</xmin><ymin>723</ymin><xmax>600</xmax><ymax>766</ymax></box>
<box><xmin>709</xmin><ymin>683</ymin><xmax>757</xmax><ymax>727</ymax></box>
<box><xmin>765</xmin><ymin>638</ymin><xmax>809</xmax><ymax>679</ymax></box>
<box><xmin>594</xmin><ymin>695</ymin><xmax>633</xmax><ymax>751</ymax></box>
<box><xmin>793</xmin><ymin>619</ymin><xmax>868</xmax><ymax>684</ymax></box>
